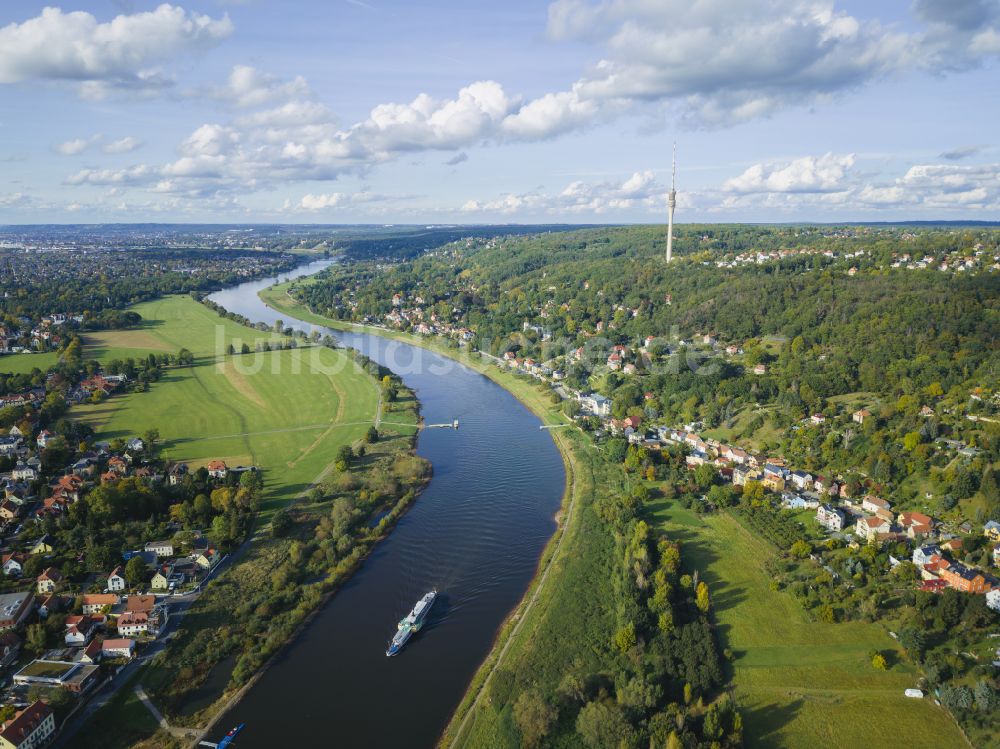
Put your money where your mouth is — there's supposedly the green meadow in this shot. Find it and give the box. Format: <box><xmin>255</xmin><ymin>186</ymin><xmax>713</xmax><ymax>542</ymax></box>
<box><xmin>0</xmin><ymin>349</ymin><xmax>61</xmax><ymax>374</ymax></box>
<box><xmin>648</xmin><ymin>500</ymin><xmax>967</xmax><ymax>749</ymax></box>
<box><xmin>74</xmin><ymin>296</ymin><xmax>385</xmax><ymax>510</ymax></box>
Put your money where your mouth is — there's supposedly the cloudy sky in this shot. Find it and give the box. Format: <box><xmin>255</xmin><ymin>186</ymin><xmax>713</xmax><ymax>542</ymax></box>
<box><xmin>0</xmin><ymin>0</ymin><xmax>999</xmax><ymax>223</ymax></box>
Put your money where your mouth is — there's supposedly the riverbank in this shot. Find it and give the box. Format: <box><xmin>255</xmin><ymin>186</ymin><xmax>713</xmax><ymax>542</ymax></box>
<box><xmin>70</xmin><ymin>298</ymin><xmax>426</xmax><ymax>749</ymax></box>
<box><xmin>258</xmin><ymin>282</ymin><xmax>619</xmax><ymax>747</ymax></box>
<box><xmin>260</xmin><ymin>279</ymin><xmax>970</xmax><ymax>749</ymax></box>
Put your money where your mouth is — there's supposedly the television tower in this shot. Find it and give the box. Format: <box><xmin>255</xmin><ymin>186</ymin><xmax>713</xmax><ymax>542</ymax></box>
<box><xmin>666</xmin><ymin>142</ymin><xmax>676</xmax><ymax>263</ymax></box>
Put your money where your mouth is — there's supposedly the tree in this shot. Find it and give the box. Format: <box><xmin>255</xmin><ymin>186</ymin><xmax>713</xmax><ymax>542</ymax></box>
<box><xmin>272</xmin><ymin>508</ymin><xmax>292</xmax><ymax>538</ymax></box>
<box><xmin>614</xmin><ymin>621</ymin><xmax>637</xmax><ymax>652</ymax></box>
<box><xmin>25</xmin><ymin>623</ymin><xmax>47</xmax><ymax>653</ymax></box>
<box><xmin>86</xmin><ymin>544</ymin><xmax>115</xmax><ymax>572</ymax></box>
<box><xmin>789</xmin><ymin>539</ymin><xmax>811</xmax><ymax>559</ymax></box>
<box><xmin>695</xmin><ymin>581</ymin><xmax>711</xmax><ymax>613</ymax></box>
<box><xmin>871</xmin><ymin>653</ymin><xmax>887</xmax><ymax>670</ymax></box>
<box><xmin>240</xmin><ymin>342</ymin><xmax>251</xmax><ymax>355</ymax></box>
<box><xmin>194</xmin><ymin>494</ymin><xmax>213</xmax><ymax>523</ymax></box>
<box><xmin>903</xmin><ymin>431</ymin><xmax>922</xmax><ymax>452</ymax></box>
<box><xmin>693</xmin><ymin>463</ymin><xmax>716</xmax><ymax>490</ymax></box>
<box><xmin>513</xmin><ymin>690</ymin><xmax>557</xmax><ymax>748</ymax></box>
<box><xmin>365</xmin><ymin>426</ymin><xmax>379</xmax><ymax>444</ymax></box>
<box><xmin>575</xmin><ymin>701</ymin><xmax>636</xmax><ymax>749</ymax></box>
<box><xmin>742</xmin><ymin>481</ymin><xmax>765</xmax><ymax>503</ymax></box>
<box><xmin>125</xmin><ymin>556</ymin><xmax>148</xmax><ymax>587</ymax></box>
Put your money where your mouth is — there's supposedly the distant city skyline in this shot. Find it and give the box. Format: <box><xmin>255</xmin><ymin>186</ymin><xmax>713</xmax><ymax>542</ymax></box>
<box><xmin>0</xmin><ymin>0</ymin><xmax>999</xmax><ymax>223</ymax></box>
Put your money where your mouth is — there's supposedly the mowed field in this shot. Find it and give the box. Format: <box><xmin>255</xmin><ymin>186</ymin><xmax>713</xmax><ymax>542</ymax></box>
<box><xmin>648</xmin><ymin>501</ymin><xmax>968</xmax><ymax>749</ymax></box>
<box><xmin>0</xmin><ymin>350</ymin><xmax>62</xmax><ymax>374</ymax></box>
<box><xmin>74</xmin><ymin>296</ymin><xmax>383</xmax><ymax>511</ymax></box>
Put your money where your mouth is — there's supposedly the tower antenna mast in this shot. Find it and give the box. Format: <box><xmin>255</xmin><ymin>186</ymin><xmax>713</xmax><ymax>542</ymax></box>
<box><xmin>666</xmin><ymin>142</ymin><xmax>677</xmax><ymax>263</ymax></box>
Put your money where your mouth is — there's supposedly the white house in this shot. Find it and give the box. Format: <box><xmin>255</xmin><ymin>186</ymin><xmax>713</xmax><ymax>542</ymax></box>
<box><xmin>144</xmin><ymin>541</ymin><xmax>174</xmax><ymax>559</ymax></box>
<box><xmin>986</xmin><ymin>588</ymin><xmax>1000</xmax><ymax>613</ymax></box>
<box><xmin>101</xmin><ymin>638</ymin><xmax>136</xmax><ymax>660</ymax></box>
<box><xmin>107</xmin><ymin>566</ymin><xmax>127</xmax><ymax>592</ymax></box>
<box><xmin>816</xmin><ymin>504</ymin><xmax>845</xmax><ymax>532</ymax></box>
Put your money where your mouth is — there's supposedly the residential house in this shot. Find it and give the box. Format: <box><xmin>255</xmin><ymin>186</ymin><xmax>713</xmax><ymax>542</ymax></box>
<box><xmin>125</xmin><ymin>595</ymin><xmax>156</xmax><ymax>616</ymax></box>
<box><xmin>167</xmin><ymin>463</ymin><xmax>188</xmax><ymax>486</ymax></box>
<box><xmin>752</xmin><ymin>364</ymin><xmax>767</xmax><ymax>375</ymax></box>
<box><xmin>107</xmin><ymin>566</ymin><xmax>126</xmax><ymax>592</ymax></box>
<box><xmin>781</xmin><ymin>492</ymin><xmax>817</xmax><ymax>510</ymax></box>
<box><xmin>898</xmin><ymin>512</ymin><xmax>934</xmax><ymax>539</ymax></box>
<box><xmin>35</xmin><ymin>430</ymin><xmax>53</xmax><ymax>449</ymax></box>
<box><xmin>81</xmin><ymin>594</ymin><xmax>119</xmax><ymax>615</ymax></box>
<box><xmin>816</xmin><ymin>504</ymin><xmax>846</xmax><ymax>532</ymax></box>
<box><xmin>862</xmin><ymin>496</ymin><xmax>891</xmax><ymax>515</ymax></box>
<box><xmin>855</xmin><ymin>515</ymin><xmax>892</xmax><ymax>542</ymax></box>
<box><xmin>0</xmin><ymin>632</ymin><xmax>21</xmax><ymax>667</ymax></box>
<box><xmin>790</xmin><ymin>470</ymin><xmax>813</xmax><ymax>490</ymax></box>
<box><xmin>10</xmin><ymin>464</ymin><xmax>35</xmax><ymax>482</ymax></box>
<box><xmin>116</xmin><ymin>611</ymin><xmax>149</xmax><ymax>637</ymax></box>
<box><xmin>36</xmin><ymin>595</ymin><xmax>60</xmax><ymax>619</ymax></box>
<box><xmin>1</xmin><ymin>553</ymin><xmax>25</xmax><ymax>577</ymax></box>
<box><xmin>192</xmin><ymin>548</ymin><xmax>219</xmax><ymax>570</ymax></box>
<box><xmin>984</xmin><ymin>520</ymin><xmax>1000</xmax><ymax>543</ymax></box>
<box><xmin>852</xmin><ymin>408</ymin><xmax>872</xmax><ymax>424</ymax></box>
<box><xmin>987</xmin><ymin>588</ymin><xmax>1000</xmax><ymax>613</ymax></box>
<box><xmin>79</xmin><ymin>639</ymin><xmax>102</xmax><ymax>665</ymax></box>
<box><xmin>579</xmin><ymin>394</ymin><xmax>612</xmax><ymax>418</ymax></box>
<box><xmin>101</xmin><ymin>638</ymin><xmax>136</xmax><ymax>660</ymax></box>
<box><xmin>29</xmin><ymin>535</ymin><xmax>54</xmax><ymax>555</ymax></box>
<box><xmin>0</xmin><ymin>700</ymin><xmax>55</xmax><ymax>749</ymax></box>
<box><xmin>913</xmin><ymin>544</ymin><xmax>942</xmax><ymax>567</ymax></box>
<box><xmin>151</xmin><ymin>571</ymin><xmax>170</xmax><ymax>590</ymax></box>
<box><xmin>144</xmin><ymin>540</ymin><xmax>174</xmax><ymax>559</ymax></box>
<box><xmin>35</xmin><ymin>568</ymin><xmax>62</xmax><ymax>595</ymax></box>
<box><xmin>206</xmin><ymin>460</ymin><xmax>228</xmax><ymax>479</ymax></box>
<box><xmin>0</xmin><ymin>500</ymin><xmax>21</xmax><ymax>522</ymax></box>
<box><xmin>937</xmin><ymin>560</ymin><xmax>997</xmax><ymax>594</ymax></box>
<box><xmin>64</xmin><ymin>615</ymin><xmax>99</xmax><ymax>646</ymax></box>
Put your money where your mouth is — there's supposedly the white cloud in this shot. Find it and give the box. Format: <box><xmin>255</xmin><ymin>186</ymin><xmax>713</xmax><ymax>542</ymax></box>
<box><xmin>717</xmin><ymin>155</ymin><xmax>1000</xmax><ymax>213</ymax></box>
<box><xmin>55</xmin><ymin>135</ymin><xmax>101</xmax><ymax>156</ymax></box>
<box><xmin>501</xmin><ymin>88</ymin><xmax>599</xmax><ymax>140</ymax></box>
<box><xmin>723</xmin><ymin>153</ymin><xmax>857</xmax><ymax>193</ymax></box>
<box><xmin>541</xmin><ymin>0</ymin><xmax>1000</xmax><ymax>127</ymax></box>
<box><xmin>290</xmin><ymin>192</ymin><xmax>390</xmax><ymax>211</ymax></box>
<box><xmin>462</xmin><ymin>170</ymin><xmax>666</xmax><ymax>215</ymax></box>
<box><xmin>213</xmin><ymin>65</ymin><xmax>310</xmax><ymax>108</ymax></box>
<box><xmin>0</xmin><ymin>192</ymin><xmax>32</xmax><ymax>209</ymax></box>
<box><xmin>0</xmin><ymin>4</ymin><xmax>232</xmax><ymax>95</ymax></box>
<box><xmin>103</xmin><ymin>136</ymin><xmax>143</xmax><ymax>154</ymax></box>
<box><xmin>66</xmin><ymin>165</ymin><xmax>155</xmax><ymax>186</ymax></box>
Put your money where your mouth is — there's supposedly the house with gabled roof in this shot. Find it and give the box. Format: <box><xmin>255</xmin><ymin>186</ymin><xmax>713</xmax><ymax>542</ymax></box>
<box><xmin>36</xmin><ymin>567</ymin><xmax>62</xmax><ymax>595</ymax></box>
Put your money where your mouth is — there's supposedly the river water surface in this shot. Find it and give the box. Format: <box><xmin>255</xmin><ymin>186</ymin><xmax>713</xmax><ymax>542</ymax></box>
<box><xmin>204</xmin><ymin>260</ymin><xmax>565</xmax><ymax>747</ymax></box>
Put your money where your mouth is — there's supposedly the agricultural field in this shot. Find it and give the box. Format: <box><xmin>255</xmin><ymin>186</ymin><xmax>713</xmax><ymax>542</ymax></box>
<box><xmin>647</xmin><ymin>500</ymin><xmax>967</xmax><ymax>749</ymax></box>
<box><xmin>74</xmin><ymin>295</ymin><xmax>384</xmax><ymax>511</ymax></box>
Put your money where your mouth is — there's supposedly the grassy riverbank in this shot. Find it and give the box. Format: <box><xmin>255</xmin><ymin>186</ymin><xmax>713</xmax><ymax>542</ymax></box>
<box><xmin>258</xmin><ymin>282</ymin><xmax>622</xmax><ymax>747</ymax></box>
<box><xmin>69</xmin><ymin>294</ymin><xmax>425</xmax><ymax>749</ymax></box>
<box><xmin>261</xmin><ymin>280</ymin><xmax>969</xmax><ymax>749</ymax></box>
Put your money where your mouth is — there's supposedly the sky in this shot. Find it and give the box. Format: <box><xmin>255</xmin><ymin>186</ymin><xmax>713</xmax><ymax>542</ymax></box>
<box><xmin>0</xmin><ymin>0</ymin><xmax>999</xmax><ymax>224</ymax></box>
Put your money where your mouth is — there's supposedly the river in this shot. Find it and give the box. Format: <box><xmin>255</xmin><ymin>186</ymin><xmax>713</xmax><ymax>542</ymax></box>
<box><xmin>203</xmin><ymin>260</ymin><xmax>565</xmax><ymax>747</ymax></box>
